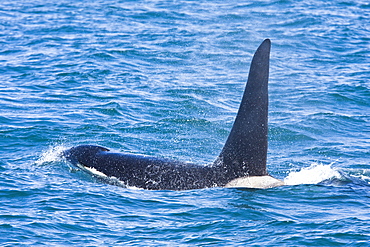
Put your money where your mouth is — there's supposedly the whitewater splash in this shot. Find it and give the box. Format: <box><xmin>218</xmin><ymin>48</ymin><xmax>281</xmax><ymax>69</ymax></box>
<box><xmin>284</xmin><ymin>162</ymin><xmax>342</xmax><ymax>186</ymax></box>
<box><xmin>35</xmin><ymin>144</ymin><xmax>67</xmax><ymax>166</ymax></box>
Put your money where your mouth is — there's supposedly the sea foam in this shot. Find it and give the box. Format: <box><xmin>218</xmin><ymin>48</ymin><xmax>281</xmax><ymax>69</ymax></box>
<box><xmin>35</xmin><ymin>144</ymin><xmax>67</xmax><ymax>166</ymax></box>
<box><xmin>284</xmin><ymin>162</ymin><xmax>341</xmax><ymax>186</ymax></box>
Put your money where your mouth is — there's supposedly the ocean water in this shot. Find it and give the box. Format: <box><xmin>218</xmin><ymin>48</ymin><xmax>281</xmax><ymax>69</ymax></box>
<box><xmin>1</xmin><ymin>0</ymin><xmax>369</xmax><ymax>245</ymax></box>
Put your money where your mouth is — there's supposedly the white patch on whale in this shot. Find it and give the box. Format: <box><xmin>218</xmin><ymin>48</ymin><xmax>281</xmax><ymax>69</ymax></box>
<box><xmin>225</xmin><ymin>175</ymin><xmax>284</xmax><ymax>189</ymax></box>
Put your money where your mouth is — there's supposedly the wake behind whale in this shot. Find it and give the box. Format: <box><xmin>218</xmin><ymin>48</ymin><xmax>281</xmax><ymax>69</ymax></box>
<box><xmin>63</xmin><ymin>39</ymin><xmax>284</xmax><ymax>190</ymax></box>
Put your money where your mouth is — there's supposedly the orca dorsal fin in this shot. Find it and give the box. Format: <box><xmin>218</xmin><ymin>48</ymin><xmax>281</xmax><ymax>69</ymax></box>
<box><xmin>214</xmin><ymin>39</ymin><xmax>271</xmax><ymax>179</ymax></box>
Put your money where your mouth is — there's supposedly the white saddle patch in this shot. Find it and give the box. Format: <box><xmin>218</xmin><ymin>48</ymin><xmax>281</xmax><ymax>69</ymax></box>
<box><xmin>225</xmin><ymin>175</ymin><xmax>284</xmax><ymax>189</ymax></box>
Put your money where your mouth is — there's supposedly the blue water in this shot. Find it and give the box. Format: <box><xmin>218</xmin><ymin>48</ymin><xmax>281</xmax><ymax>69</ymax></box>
<box><xmin>1</xmin><ymin>0</ymin><xmax>369</xmax><ymax>245</ymax></box>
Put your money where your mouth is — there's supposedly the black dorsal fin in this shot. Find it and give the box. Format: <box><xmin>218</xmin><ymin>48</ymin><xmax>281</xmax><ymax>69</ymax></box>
<box><xmin>214</xmin><ymin>39</ymin><xmax>271</xmax><ymax>178</ymax></box>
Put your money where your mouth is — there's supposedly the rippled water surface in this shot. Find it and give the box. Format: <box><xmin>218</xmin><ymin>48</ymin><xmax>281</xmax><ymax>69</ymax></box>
<box><xmin>1</xmin><ymin>0</ymin><xmax>369</xmax><ymax>246</ymax></box>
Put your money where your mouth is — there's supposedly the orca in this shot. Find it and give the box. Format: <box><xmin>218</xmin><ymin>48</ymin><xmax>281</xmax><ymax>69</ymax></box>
<box><xmin>63</xmin><ymin>39</ymin><xmax>284</xmax><ymax>190</ymax></box>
